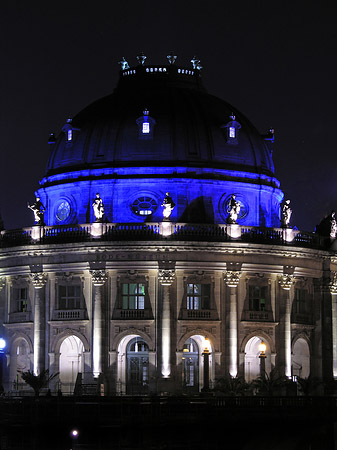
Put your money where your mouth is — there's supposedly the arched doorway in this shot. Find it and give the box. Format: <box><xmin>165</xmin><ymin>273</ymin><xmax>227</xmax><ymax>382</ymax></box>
<box><xmin>292</xmin><ymin>338</ymin><xmax>310</xmax><ymax>379</ymax></box>
<box><xmin>181</xmin><ymin>335</ymin><xmax>213</xmax><ymax>392</ymax></box>
<box><xmin>126</xmin><ymin>337</ymin><xmax>149</xmax><ymax>394</ymax></box>
<box><xmin>10</xmin><ymin>338</ymin><xmax>31</xmax><ymax>391</ymax></box>
<box><xmin>244</xmin><ymin>336</ymin><xmax>271</xmax><ymax>382</ymax></box>
<box><xmin>59</xmin><ymin>335</ymin><xmax>84</xmax><ymax>394</ymax></box>
<box><xmin>182</xmin><ymin>338</ymin><xmax>199</xmax><ymax>393</ymax></box>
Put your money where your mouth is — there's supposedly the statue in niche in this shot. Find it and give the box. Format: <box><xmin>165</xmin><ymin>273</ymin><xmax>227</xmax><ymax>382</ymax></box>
<box><xmin>227</xmin><ymin>194</ymin><xmax>240</xmax><ymax>224</ymax></box>
<box><xmin>161</xmin><ymin>192</ymin><xmax>175</xmax><ymax>220</ymax></box>
<box><xmin>281</xmin><ymin>199</ymin><xmax>292</xmax><ymax>228</ymax></box>
<box><xmin>92</xmin><ymin>193</ymin><xmax>104</xmax><ymax>222</ymax></box>
<box><xmin>27</xmin><ymin>197</ymin><xmax>45</xmax><ymax>226</ymax></box>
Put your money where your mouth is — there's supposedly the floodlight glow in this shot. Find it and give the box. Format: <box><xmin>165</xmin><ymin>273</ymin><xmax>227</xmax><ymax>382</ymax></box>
<box><xmin>0</xmin><ymin>338</ymin><xmax>6</xmax><ymax>351</ymax></box>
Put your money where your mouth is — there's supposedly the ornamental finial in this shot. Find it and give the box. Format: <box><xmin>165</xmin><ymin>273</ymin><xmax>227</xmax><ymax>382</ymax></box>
<box><xmin>167</xmin><ymin>51</ymin><xmax>177</xmax><ymax>65</ymax></box>
<box><xmin>136</xmin><ymin>52</ymin><xmax>147</xmax><ymax>66</ymax></box>
<box><xmin>191</xmin><ymin>56</ymin><xmax>202</xmax><ymax>70</ymax></box>
<box><xmin>118</xmin><ymin>57</ymin><xmax>130</xmax><ymax>70</ymax></box>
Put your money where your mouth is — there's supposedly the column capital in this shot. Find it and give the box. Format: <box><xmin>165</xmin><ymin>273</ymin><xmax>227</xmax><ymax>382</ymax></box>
<box><xmin>278</xmin><ymin>274</ymin><xmax>294</xmax><ymax>291</ymax></box>
<box><xmin>158</xmin><ymin>269</ymin><xmax>175</xmax><ymax>286</ymax></box>
<box><xmin>224</xmin><ymin>270</ymin><xmax>241</xmax><ymax>288</ymax></box>
<box><xmin>325</xmin><ymin>271</ymin><xmax>337</xmax><ymax>295</ymax></box>
<box><xmin>30</xmin><ymin>272</ymin><xmax>47</xmax><ymax>289</ymax></box>
<box><xmin>90</xmin><ymin>269</ymin><xmax>108</xmax><ymax>286</ymax></box>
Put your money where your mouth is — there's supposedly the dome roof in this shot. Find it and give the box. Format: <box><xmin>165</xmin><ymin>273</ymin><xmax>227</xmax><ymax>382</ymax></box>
<box><xmin>45</xmin><ymin>64</ymin><xmax>275</xmax><ymax>178</ymax></box>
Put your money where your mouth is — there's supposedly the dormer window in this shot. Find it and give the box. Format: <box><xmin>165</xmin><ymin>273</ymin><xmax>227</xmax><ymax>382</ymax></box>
<box><xmin>229</xmin><ymin>126</ymin><xmax>236</xmax><ymax>139</ymax></box>
<box><xmin>222</xmin><ymin>114</ymin><xmax>241</xmax><ymax>145</ymax></box>
<box><xmin>62</xmin><ymin>118</ymin><xmax>80</xmax><ymax>146</ymax></box>
<box><xmin>142</xmin><ymin>122</ymin><xmax>150</xmax><ymax>134</ymax></box>
<box><xmin>136</xmin><ymin>108</ymin><xmax>155</xmax><ymax>139</ymax></box>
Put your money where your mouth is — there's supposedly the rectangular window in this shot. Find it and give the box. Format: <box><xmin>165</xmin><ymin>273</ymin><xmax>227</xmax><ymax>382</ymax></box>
<box><xmin>294</xmin><ymin>289</ymin><xmax>306</xmax><ymax>314</ymax></box>
<box><xmin>187</xmin><ymin>284</ymin><xmax>210</xmax><ymax>310</ymax></box>
<box><xmin>142</xmin><ymin>122</ymin><xmax>150</xmax><ymax>134</ymax></box>
<box><xmin>14</xmin><ymin>288</ymin><xmax>28</xmax><ymax>312</ymax></box>
<box><xmin>122</xmin><ymin>283</ymin><xmax>145</xmax><ymax>310</ymax></box>
<box><xmin>249</xmin><ymin>286</ymin><xmax>266</xmax><ymax>311</ymax></box>
<box><xmin>58</xmin><ymin>285</ymin><xmax>81</xmax><ymax>310</ymax></box>
<box><xmin>67</xmin><ymin>129</ymin><xmax>72</xmax><ymax>141</ymax></box>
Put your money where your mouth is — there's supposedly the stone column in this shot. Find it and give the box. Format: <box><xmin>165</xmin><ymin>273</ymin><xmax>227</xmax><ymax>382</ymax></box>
<box><xmin>278</xmin><ymin>273</ymin><xmax>294</xmax><ymax>378</ymax></box>
<box><xmin>224</xmin><ymin>270</ymin><xmax>241</xmax><ymax>377</ymax></box>
<box><xmin>31</xmin><ymin>272</ymin><xmax>47</xmax><ymax>375</ymax></box>
<box><xmin>90</xmin><ymin>269</ymin><xmax>108</xmax><ymax>378</ymax></box>
<box><xmin>158</xmin><ymin>267</ymin><xmax>175</xmax><ymax>378</ymax></box>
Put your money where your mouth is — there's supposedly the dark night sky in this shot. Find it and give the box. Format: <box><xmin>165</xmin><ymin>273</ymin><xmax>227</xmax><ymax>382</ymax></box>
<box><xmin>1</xmin><ymin>1</ymin><xmax>337</xmax><ymax>232</ymax></box>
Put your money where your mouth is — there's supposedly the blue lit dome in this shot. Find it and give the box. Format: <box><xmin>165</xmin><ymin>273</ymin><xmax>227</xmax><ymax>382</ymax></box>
<box><xmin>39</xmin><ymin>61</ymin><xmax>283</xmax><ymax>226</ymax></box>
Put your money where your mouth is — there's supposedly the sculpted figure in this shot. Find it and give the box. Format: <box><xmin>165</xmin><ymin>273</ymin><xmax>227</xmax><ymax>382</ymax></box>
<box><xmin>227</xmin><ymin>194</ymin><xmax>240</xmax><ymax>224</ymax></box>
<box><xmin>28</xmin><ymin>197</ymin><xmax>45</xmax><ymax>225</ymax></box>
<box><xmin>161</xmin><ymin>192</ymin><xmax>175</xmax><ymax>220</ymax></box>
<box><xmin>281</xmin><ymin>199</ymin><xmax>292</xmax><ymax>227</ymax></box>
<box><xmin>330</xmin><ymin>211</ymin><xmax>337</xmax><ymax>239</ymax></box>
<box><xmin>92</xmin><ymin>193</ymin><xmax>104</xmax><ymax>222</ymax></box>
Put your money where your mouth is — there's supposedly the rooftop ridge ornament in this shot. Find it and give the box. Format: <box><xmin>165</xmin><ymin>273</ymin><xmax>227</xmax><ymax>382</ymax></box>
<box><xmin>167</xmin><ymin>51</ymin><xmax>177</xmax><ymax>65</ymax></box>
<box><xmin>136</xmin><ymin>52</ymin><xmax>147</xmax><ymax>66</ymax></box>
<box><xmin>118</xmin><ymin>57</ymin><xmax>130</xmax><ymax>70</ymax></box>
<box><xmin>230</xmin><ymin>113</ymin><xmax>236</xmax><ymax>121</ymax></box>
<box><xmin>191</xmin><ymin>56</ymin><xmax>202</xmax><ymax>70</ymax></box>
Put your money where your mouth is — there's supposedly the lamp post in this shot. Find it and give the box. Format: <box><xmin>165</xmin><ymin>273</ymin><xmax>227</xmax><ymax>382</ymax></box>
<box><xmin>70</xmin><ymin>429</ymin><xmax>79</xmax><ymax>450</ymax></box>
<box><xmin>202</xmin><ymin>339</ymin><xmax>210</xmax><ymax>392</ymax></box>
<box><xmin>259</xmin><ymin>341</ymin><xmax>267</xmax><ymax>379</ymax></box>
<box><xmin>0</xmin><ymin>338</ymin><xmax>6</xmax><ymax>393</ymax></box>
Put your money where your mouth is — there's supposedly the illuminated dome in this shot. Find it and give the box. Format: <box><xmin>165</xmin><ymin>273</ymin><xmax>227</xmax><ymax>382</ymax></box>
<box><xmin>39</xmin><ymin>58</ymin><xmax>283</xmax><ymax>226</ymax></box>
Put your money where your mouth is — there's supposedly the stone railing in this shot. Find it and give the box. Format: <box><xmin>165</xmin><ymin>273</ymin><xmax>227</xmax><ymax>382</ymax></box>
<box><xmin>113</xmin><ymin>309</ymin><xmax>153</xmax><ymax>320</ymax></box>
<box><xmin>0</xmin><ymin>222</ymin><xmax>327</xmax><ymax>249</ymax></box>
<box><xmin>52</xmin><ymin>309</ymin><xmax>88</xmax><ymax>321</ymax></box>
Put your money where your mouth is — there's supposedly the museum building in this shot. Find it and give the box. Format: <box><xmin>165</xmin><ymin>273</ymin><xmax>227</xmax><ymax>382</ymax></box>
<box><xmin>0</xmin><ymin>53</ymin><xmax>337</xmax><ymax>395</ymax></box>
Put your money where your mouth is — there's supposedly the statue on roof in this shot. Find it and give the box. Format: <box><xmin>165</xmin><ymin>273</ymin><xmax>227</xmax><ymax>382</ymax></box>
<box><xmin>136</xmin><ymin>52</ymin><xmax>147</xmax><ymax>66</ymax></box>
<box><xmin>167</xmin><ymin>51</ymin><xmax>177</xmax><ymax>65</ymax></box>
<box><xmin>330</xmin><ymin>211</ymin><xmax>337</xmax><ymax>239</ymax></box>
<box><xmin>28</xmin><ymin>197</ymin><xmax>45</xmax><ymax>226</ymax></box>
<box><xmin>227</xmin><ymin>194</ymin><xmax>240</xmax><ymax>224</ymax></box>
<box><xmin>281</xmin><ymin>199</ymin><xmax>292</xmax><ymax>228</ymax></box>
<box><xmin>162</xmin><ymin>192</ymin><xmax>175</xmax><ymax>220</ymax></box>
<box><xmin>118</xmin><ymin>57</ymin><xmax>130</xmax><ymax>70</ymax></box>
<box><xmin>92</xmin><ymin>193</ymin><xmax>104</xmax><ymax>222</ymax></box>
<box><xmin>191</xmin><ymin>56</ymin><xmax>202</xmax><ymax>71</ymax></box>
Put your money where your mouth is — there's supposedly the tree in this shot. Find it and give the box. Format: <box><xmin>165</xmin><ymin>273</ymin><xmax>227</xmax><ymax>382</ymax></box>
<box><xmin>251</xmin><ymin>369</ymin><xmax>289</xmax><ymax>396</ymax></box>
<box><xmin>19</xmin><ymin>369</ymin><xmax>58</xmax><ymax>397</ymax></box>
<box><xmin>296</xmin><ymin>376</ymin><xmax>322</xmax><ymax>396</ymax></box>
<box><xmin>214</xmin><ymin>375</ymin><xmax>250</xmax><ymax>396</ymax></box>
